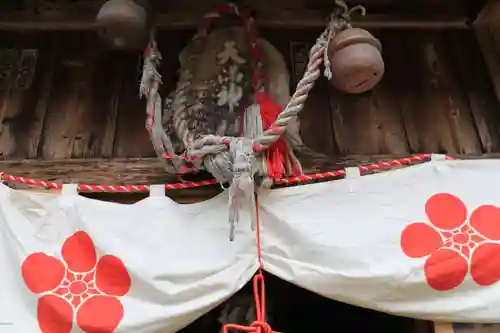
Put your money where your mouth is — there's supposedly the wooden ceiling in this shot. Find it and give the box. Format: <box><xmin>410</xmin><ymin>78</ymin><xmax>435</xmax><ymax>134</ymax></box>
<box><xmin>0</xmin><ymin>0</ymin><xmax>487</xmax><ymax>31</ymax></box>
<box><xmin>0</xmin><ymin>0</ymin><xmax>483</xmax><ymax>15</ymax></box>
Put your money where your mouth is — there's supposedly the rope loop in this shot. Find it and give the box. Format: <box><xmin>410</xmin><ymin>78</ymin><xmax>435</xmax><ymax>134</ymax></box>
<box><xmin>332</xmin><ymin>0</ymin><xmax>366</xmax><ymax>25</ymax></box>
<box><xmin>222</xmin><ymin>196</ymin><xmax>281</xmax><ymax>331</ymax></box>
<box><xmin>251</xmin><ymin>321</ymin><xmax>273</xmax><ymax>333</ymax></box>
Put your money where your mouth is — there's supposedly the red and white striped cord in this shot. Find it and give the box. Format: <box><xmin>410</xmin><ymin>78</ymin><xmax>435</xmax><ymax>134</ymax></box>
<box><xmin>0</xmin><ymin>154</ymin><xmax>454</xmax><ymax>193</ymax></box>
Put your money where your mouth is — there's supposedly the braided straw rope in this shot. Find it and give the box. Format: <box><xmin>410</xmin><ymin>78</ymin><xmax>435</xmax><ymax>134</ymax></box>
<box><xmin>253</xmin><ymin>0</ymin><xmax>367</xmax><ymax>151</ymax></box>
<box><xmin>142</xmin><ymin>1</ymin><xmax>367</xmax><ymax>180</ymax></box>
<box><xmin>186</xmin><ymin>28</ymin><xmax>332</xmax><ymax>162</ymax></box>
<box><xmin>188</xmin><ymin>0</ymin><xmax>366</xmax><ymax>158</ymax></box>
<box><xmin>254</xmin><ymin>35</ymin><xmax>327</xmax><ymax>151</ymax></box>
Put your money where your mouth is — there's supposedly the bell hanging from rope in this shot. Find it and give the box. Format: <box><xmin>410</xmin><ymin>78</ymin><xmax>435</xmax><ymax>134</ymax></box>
<box><xmin>95</xmin><ymin>0</ymin><xmax>152</xmax><ymax>51</ymax></box>
<box><xmin>328</xmin><ymin>27</ymin><xmax>384</xmax><ymax>94</ymax></box>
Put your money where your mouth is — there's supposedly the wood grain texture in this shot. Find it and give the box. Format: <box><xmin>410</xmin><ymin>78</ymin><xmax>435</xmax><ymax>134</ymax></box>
<box><xmin>112</xmin><ymin>30</ymin><xmax>192</xmax><ymax>157</ymax></box>
<box><xmin>265</xmin><ymin>29</ymin><xmax>336</xmax><ymax>156</ymax></box>
<box><xmin>329</xmin><ymin>32</ymin><xmax>409</xmax><ymax>155</ymax></box>
<box><xmin>0</xmin><ymin>153</ymin><xmax>445</xmax><ymax>203</ymax></box>
<box><xmin>451</xmin><ymin>30</ymin><xmax>500</xmax><ymax>153</ymax></box>
<box><xmin>0</xmin><ymin>28</ymin><xmax>498</xmax><ymax>164</ymax></box>
<box><xmin>0</xmin><ymin>153</ymin><xmax>497</xmax><ymax>183</ymax></box>
<box><xmin>25</xmin><ymin>33</ymin><xmax>58</xmax><ymax>158</ymax></box>
<box><xmin>0</xmin><ymin>153</ymin><xmax>499</xmax><ymax>204</ymax></box>
<box><xmin>39</xmin><ymin>32</ymin><xmax>115</xmax><ymax>158</ymax></box>
<box><xmin>474</xmin><ymin>2</ymin><xmax>500</xmax><ymax>102</ymax></box>
<box><xmin>111</xmin><ymin>52</ymin><xmax>151</xmax><ymax>157</ymax></box>
<box><xmin>472</xmin><ymin>3</ymin><xmax>500</xmax><ymax>152</ymax></box>
<box><xmin>0</xmin><ymin>31</ymin><xmax>48</xmax><ymax>158</ymax></box>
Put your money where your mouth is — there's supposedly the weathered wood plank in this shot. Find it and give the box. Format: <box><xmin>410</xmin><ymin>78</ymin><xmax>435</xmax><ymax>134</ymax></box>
<box><xmin>330</xmin><ymin>30</ymin><xmax>409</xmax><ymax>155</ymax></box>
<box><xmin>0</xmin><ymin>153</ymin><xmax>497</xmax><ymax>203</ymax></box>
<box><xmin>0</xmin><ymin>0</ymin><xmax>470</xmax><ymax>20</ymax></box>
<box><xmin>398</xmin><ymin>31</ymin><xmax>454</xmax><ymax>153</ymax></box>
<box><xmin>393</xmin><ymin>31</ymin><xmax>482</xmax><ymax>154</ymax></box>
<box><xmin>265</xmin><ymin>29</ymin><xmax>336</xmax><ymax>156</ymax></box>
<box><xmin>432</xmin><ymin>30</ymin><xmax>482</xmax><ymax>154</ymax></box>
<box><xmin>0</xmin><ymin>10</ymin><xmax>469</xmax><ymax>31</ymax></box>
<box><xmin>26</xmin><ymin>33</ymin><xmax>59</xmax><ymax>158</ymax></box>
<box><xmin>381</xmin><ymin>30</ymin><xmax>419</xmax><ymax>152</ymax></box>
<box><xmin>39</xmin><ymin>32</ymin><xmax>114</xmax><ymax>159</ymax></box>
<box><xmin>450</xmin><ymin>30</ymin><xmax>500</xmax><ymax>153</ymax></box>
<box><xmin>474</xmin><ymin>2</ymin><xmax>500</xmax><ymax>105</ymax></box>
<box><xmin>0</xmin><ymin>31</ymin><xmax>46</xmax><ymax>159</ymax></box>
<box><xmin>0</xmin><ymin>153</ymin><xmax>497</xmax><ymax>184</ymax></box>
<box><xmin>100</xmin><ymin>50</ymin><xmax>125</xmax><ymax>157</ymax></box>
<box><xmin>0</xmin><ymin>27</ymin><xmax>495</xmax><ymax>163</ymax></box>
<box><xmin>112</xmin><ymin>31</ymin><xmax>192</xmax><ymax>157</ymax></box>
<box><xmin>111</xmin><ymin>52</ymin><xmax>151</xmax><ymax>157</ymax></box>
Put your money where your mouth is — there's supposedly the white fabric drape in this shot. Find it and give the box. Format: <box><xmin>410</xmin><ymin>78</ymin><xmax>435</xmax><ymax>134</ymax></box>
<box><xmin>0</xmin><ymin>184</ymin><xmax>258</xmax><ymax>333</ymax></box>
<box><xmin>4</xmin><ymin>157</ymin><xmax>500</xmax><ymax>332</ymax></box>
<box><xmin>260</xmin><ymin>158</ymin><xmax>500</xmax><ymax>322</ymax></box>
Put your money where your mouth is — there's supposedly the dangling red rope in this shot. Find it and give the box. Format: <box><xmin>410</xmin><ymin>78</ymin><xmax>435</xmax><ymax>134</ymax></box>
<box><xmin>222</xmin><ymin>196</ymin><xmax>280</xmax><ymax>333</ymax></box>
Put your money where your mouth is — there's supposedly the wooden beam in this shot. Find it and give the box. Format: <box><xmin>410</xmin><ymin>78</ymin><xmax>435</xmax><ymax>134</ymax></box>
<box><xmin>0</xmin><ymin>153</ymin><xmax>496</xmax><ymax>203</ymax></box>
<box><xmin>0</xmin><ymin>11</ymin><xmax>469</xmax><ymax>31</ymax></box>
<box><xmin>0</xmin><ymin>153</ymin><xmax>497</xmax><ymax>184</ymax></box>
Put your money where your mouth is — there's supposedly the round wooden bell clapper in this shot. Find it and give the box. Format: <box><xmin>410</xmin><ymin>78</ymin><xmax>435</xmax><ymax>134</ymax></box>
<box><xmin>95</xmin><ymin>0</ymin><xmax>152</xmax><ymax>51</ymax></box>
<box><xmin>328</xmin><ymin>27</ymin><xmax>384</xmax><ymax>94</ymax></box>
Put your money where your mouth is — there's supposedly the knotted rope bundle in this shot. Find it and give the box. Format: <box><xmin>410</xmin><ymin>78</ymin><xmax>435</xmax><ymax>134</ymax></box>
<box><xmin>140</xmin><ymin>2</ymin><xmax>359</xmax><ymax>240</ymax></box>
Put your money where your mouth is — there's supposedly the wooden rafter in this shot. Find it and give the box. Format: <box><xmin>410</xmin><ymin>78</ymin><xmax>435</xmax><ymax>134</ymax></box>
<box><xmin>0</xmin><ymin>10</ymin><xmax>469</xmax><ymax>31</ymax></box>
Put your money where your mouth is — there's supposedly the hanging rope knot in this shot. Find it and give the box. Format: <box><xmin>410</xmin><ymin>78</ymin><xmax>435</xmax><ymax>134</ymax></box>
<box><xmin>333</xmin><ymin>0</ymin><xmax>366</xmax><ymax>25</ymax></box>
<box><xmin>142</xmin><ymin>2</ymin><xmax>359</xmax><ymax>240</ymax></box>
<box><xmin>250</xmin><ymin>321</ymin><xmax>273</xmax><ymax>333</ymax></box>
<box><xmin>222</xmin><ymin>271</ymin><xmax>280</xmax><ymax>333</ymax></box>
<box><xmin>320</xmin><ymin>0</ymin><xmax>366</xmax><ymax>80</ymax></box>
<box><xmin>228</xmin><ymin>138</ymin><xmax>257</xmax><ymax>241</ymax></box>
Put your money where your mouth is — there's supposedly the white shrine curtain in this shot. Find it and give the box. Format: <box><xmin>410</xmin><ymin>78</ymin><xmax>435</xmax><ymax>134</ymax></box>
<box><xmin>3</xmin><ymin>157</ymin><xmax>500</xmax><ymax>333</ymax></box>
<box><xmin>260</xmin><ymin>157</ymin><xmax>500</xmax><ymax>322</ymax></box>
<box><xmin>0</xmin><ymin>185</ymin><xmax>258</xmax><ymax>333</ymax></box>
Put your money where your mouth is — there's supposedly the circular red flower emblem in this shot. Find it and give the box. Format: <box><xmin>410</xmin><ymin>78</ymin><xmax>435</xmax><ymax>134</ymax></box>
<box><xmin>21</xmin><ymin>231</ymin><xmax>131</xmax><ymax>333</ymax></box>
<box><xmin>401</xmin><ymin>193</ymin><xmax>500</xmax><ymax>291</ymax></box>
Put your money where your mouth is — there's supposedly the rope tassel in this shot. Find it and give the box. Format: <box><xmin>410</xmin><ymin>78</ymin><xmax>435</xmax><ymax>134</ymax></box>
<box><xmin>255</xmin><ymin>92</ymin><xmax>302</xmax><ymax>180</ymax></box>
<box><xmin>228</xmin><ymin>138</ymin><xmax>257</xmax><ymax>241</ymax></box>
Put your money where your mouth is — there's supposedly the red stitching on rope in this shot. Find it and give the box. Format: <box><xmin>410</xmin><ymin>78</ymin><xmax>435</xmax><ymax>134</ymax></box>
<box><xmin>0</xmin><ymin>154</ymin><xmax>448</xmax><ymax>193</ymax></box>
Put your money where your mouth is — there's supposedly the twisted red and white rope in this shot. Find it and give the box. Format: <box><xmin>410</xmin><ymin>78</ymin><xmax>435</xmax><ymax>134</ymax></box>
<box><xmin>0</xmin><ymin>154</ymin><xmax>454</xmax><ymax>193</ymax></box>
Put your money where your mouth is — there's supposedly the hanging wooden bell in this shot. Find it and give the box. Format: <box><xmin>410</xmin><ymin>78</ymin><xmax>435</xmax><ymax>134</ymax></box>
<box><xmin>328</xmin><ymin>27</ymin><xmax>384</xmax><ymax>94</ymax></box>
<box><xmin>95</xmin><ymin>0</ymin><xmax>152</xmax><ymax>51</ymax></box>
